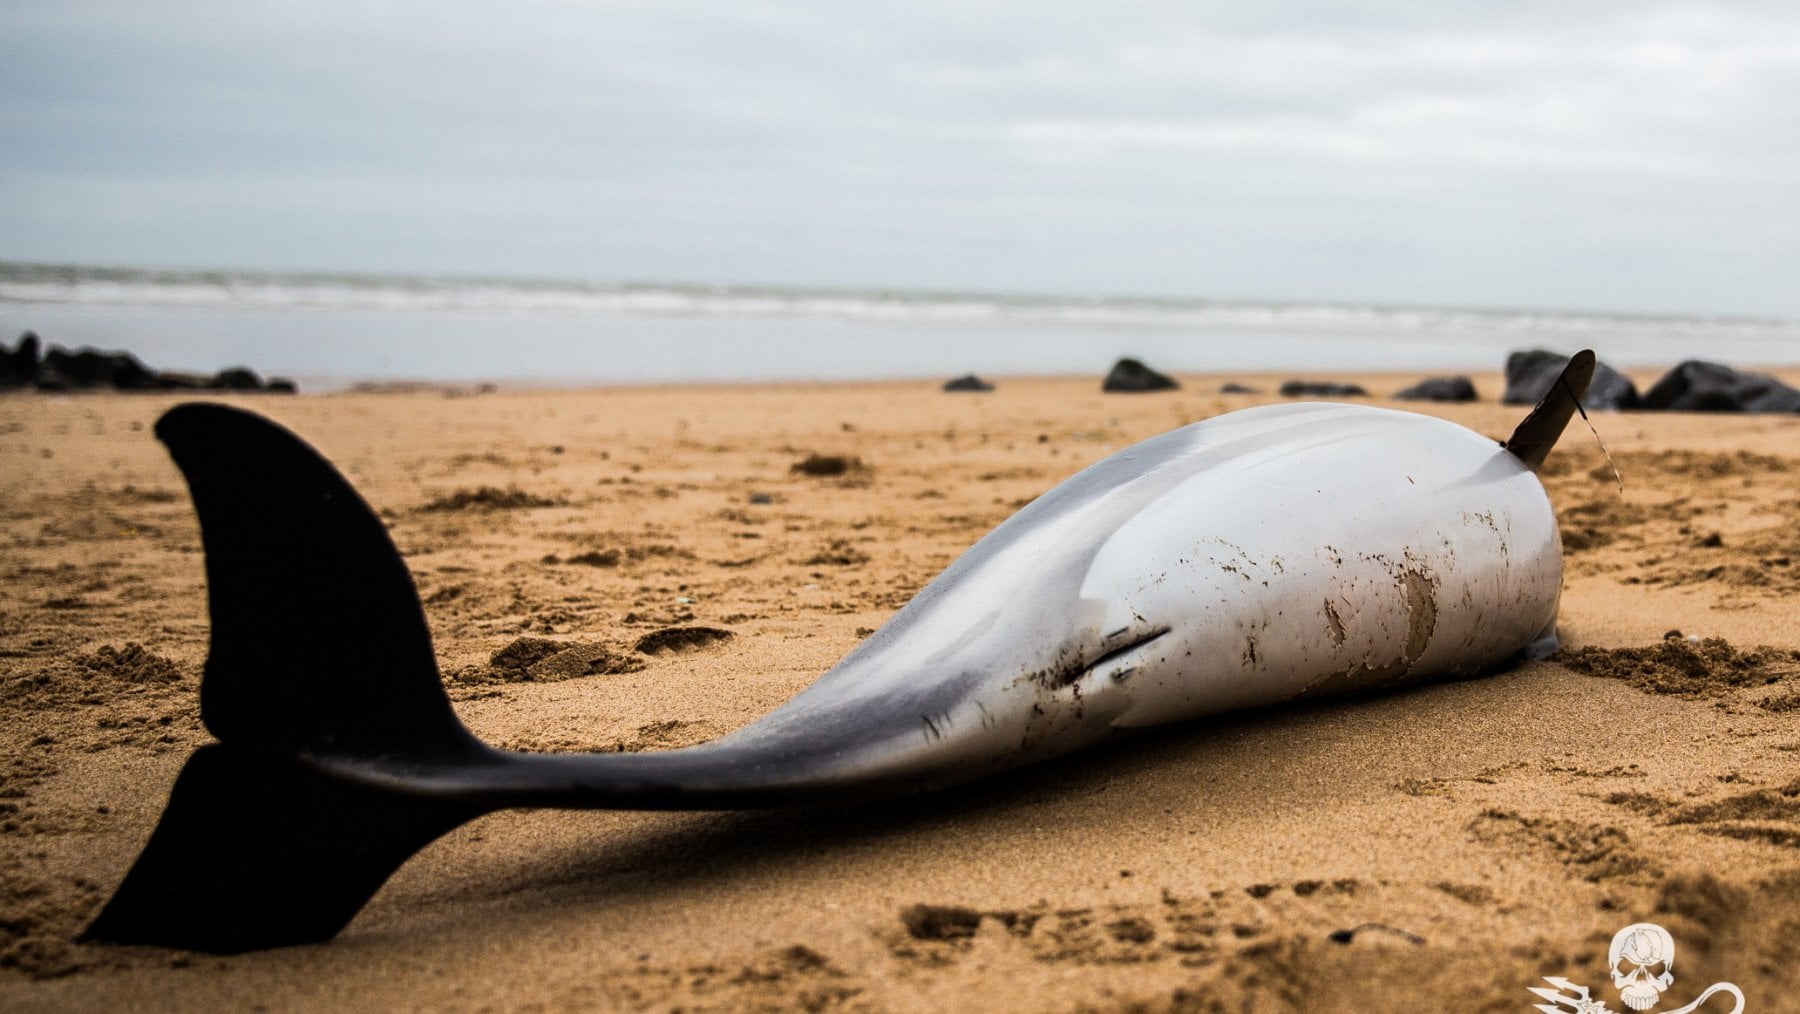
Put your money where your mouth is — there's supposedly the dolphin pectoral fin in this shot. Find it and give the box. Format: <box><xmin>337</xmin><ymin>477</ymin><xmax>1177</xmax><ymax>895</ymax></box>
<box><xmin>84</xmin><ymin>404</ymin><xmax>495</xmax><ymax>953</ymax></box>
<box><xmin>1071</xmin><ymin>627</ymin><xmax>1172</xmax><ymax>728</ymax></box>
<box><xmin>1086</xmin><ymin>626</ymin><xmax>1173</xmax><ymax>684</ymax></box>
<box><xmin>1504</xmin><ymin>349</ymin><xmax>1596</xmax><ymax>472</ymax></box>
<box><xmin>81</xmin><ymin>745</ymin><xmax>480</xmax><ymax>953</ymax></box>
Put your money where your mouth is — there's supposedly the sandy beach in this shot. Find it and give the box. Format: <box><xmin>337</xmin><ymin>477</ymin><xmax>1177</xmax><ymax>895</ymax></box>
<box><xmin>2</xmin><ymin>369</ymin><xmax>1797</xmax><ymax>1011</ymax></box>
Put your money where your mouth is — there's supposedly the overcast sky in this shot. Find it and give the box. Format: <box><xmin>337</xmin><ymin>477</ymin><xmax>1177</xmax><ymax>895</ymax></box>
<box><xmin>2</xmin><ymin>2</ymin><xmax>1797</xmax><ymax>317</ymax></box>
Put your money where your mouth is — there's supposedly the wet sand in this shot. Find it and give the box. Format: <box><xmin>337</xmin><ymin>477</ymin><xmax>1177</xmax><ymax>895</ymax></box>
<box><xmin>2</xmin><ymin>369</ymin><xmax>1797</xmax><ymax>1010</ymax></box>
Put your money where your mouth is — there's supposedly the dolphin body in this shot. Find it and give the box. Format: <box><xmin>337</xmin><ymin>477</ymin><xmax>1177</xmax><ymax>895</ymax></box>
<box><xmin>83</xmin><ymin>353</ymin><xmax>1596</xmax><ymax>954</ymax></box>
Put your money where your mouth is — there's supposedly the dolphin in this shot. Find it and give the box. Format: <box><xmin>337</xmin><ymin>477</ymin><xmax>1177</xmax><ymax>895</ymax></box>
<box><xmin>82</xmin><ymin>352</ymin><xmax>1596</xmax><ymax>954</ymax></box>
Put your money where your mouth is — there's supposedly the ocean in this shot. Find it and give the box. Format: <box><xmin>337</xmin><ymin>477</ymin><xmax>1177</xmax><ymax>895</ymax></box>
<box><xmin>3</xmin><ymin>262</ymin><xmax>1797</xmax><ymax>391</ymax></box>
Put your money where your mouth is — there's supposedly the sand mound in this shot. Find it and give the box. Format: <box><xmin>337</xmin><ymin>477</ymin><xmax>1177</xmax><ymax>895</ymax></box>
<box><xmin>1557</xmin><ymin>637</ymin><xmax>1800</xmax><ymax>697</ymax></box>
<box><xmin>419</xmin><ymin>485</ymin><xmax>562</xmax><ymax>511</ymax></box>
<box><xmin>453</xmin><ymin>636</ymin><xmax>644</xmax><ymax>683</ymax></box>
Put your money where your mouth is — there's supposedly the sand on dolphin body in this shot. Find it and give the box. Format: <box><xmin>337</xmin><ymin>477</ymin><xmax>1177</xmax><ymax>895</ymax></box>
<box><xmin>1</xmin><ymin>369</ymin><xmax>1798</xmax><ymax>1011</ymax></box>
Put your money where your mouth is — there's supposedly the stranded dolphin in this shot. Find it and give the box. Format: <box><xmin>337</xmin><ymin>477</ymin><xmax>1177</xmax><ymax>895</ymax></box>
<box><xmin>83</xmin><ymin>352</ymin><xmax>1597</xmax><ymax>954</ymax></box>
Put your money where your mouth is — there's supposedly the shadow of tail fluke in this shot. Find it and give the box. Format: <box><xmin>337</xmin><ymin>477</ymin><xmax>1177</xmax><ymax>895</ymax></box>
<box><xmin>81</xmin><ymin>403</ymin><xmax>493</xmax><ymax>953</ymax></box>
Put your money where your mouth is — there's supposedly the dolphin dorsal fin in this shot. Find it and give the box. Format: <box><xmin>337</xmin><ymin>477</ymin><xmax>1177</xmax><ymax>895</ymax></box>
<box><xmin>1504</xmin><ymin>349</ymin><xmax>1597</xmax><ymax>472</ymax></box>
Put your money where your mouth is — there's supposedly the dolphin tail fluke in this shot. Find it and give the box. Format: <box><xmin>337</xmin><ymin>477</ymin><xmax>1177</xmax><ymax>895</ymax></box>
<box><xmin>1504</xmin><ymin>349</ymin><xmax>1596</xmax><ymax>471</ymax></box>
<box><xmin>81</xmin><ymin>403</ymin><xmax>490</xmax><ymax>952</ymax></box>
<box><xmin>81</xmin><ymin>745</ymin><xmax>479</xmax><ymax>952</ymax></box>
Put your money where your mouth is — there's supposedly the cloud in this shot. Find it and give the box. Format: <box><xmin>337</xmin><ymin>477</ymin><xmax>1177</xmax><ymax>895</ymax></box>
<box><xmin>1</xmin><ymin>1</ymin><xmax>1797</xmax><ymax>315</ymax></box>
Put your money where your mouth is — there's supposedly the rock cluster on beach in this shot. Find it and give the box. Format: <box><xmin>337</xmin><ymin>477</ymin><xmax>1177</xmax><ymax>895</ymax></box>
<box><xmin>1079</xmin><ymin>349</ymin><xmax>1798</xmax><ymax>413</ymax></box>
<box><xmin>1501</xmin><ymin>348</ymin><xmax>1800</xmax><ymax>413</ymax></box>
<box><xmin>0</xmin><ymin>331</ymin><xmax>296</xmax><ymax>393</ymax></box>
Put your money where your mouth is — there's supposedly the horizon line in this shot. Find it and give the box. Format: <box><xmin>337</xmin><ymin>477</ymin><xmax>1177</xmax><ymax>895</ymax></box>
<box><xmin>1</xmin><ymin>257</ymin><xmax>1795</xmax><ymax>329</ymax></box>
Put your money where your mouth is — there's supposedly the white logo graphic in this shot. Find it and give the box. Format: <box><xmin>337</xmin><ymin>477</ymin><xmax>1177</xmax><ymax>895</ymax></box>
<box><xmin>1529</xmin><ymin>922</ymin><xmax>1745</xmax><ymax>1013</ymax></box>
<box><xmin>1611</xmin><ymin>923</ymin><xmax>1676</xmax><ymax>1010</ymax></box>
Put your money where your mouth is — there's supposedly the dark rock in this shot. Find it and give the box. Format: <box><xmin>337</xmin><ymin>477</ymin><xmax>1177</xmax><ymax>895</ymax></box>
<box><xmin>208</xmin><ymin>367</ymin><xmax>265</xmax><ymax>390</ymax></box>
<box><xmin>1</xmin><ymin>332</ymin><xmax>42</xmax><ymax>388</ymax></box>
<box><xmin>791</xmin><ymin>453</ymin><xmax>864</xmax><ymax>477</ymax></box>
<box><xmin>32</xmin><ymin>364</ymin><xmax>74</xmax><ymax>391</ymax></box>
<box><xmin>942</xmin><ymin>374</ymin><xmax>994</xmax><ymax>392</ymax></box>
<box><xmin>40</xmin><ymin>346</ymin><xmax>159</xmax><ymax>389</ymax></box>
<box><xmin>1394</xmin><ymin>376</ymin><xmax>1477</xmax><ymax>402</ymax></box>
<box><xmin>1640</xmin><ymin>360</ymin><xmax>1800</xmax><ymax>414</ymax></box>
<box><xmin>1279</xmin><ymin>380</ymin><xmax>1369</xmax><ymax>398</ymax></box>
<box><xmin>1219</xmin><ymin>382</ymin><xmax>1259</xmax><ymax>395</ymax></box>
<box><xmin>1102</xmin><ymin>357</ymin><xmax>1179</xmax><ymax>393</ymax></box>
<box><xmin>155</xmin><ymin>371</ymin><xmax>212</xmax><ymax>390</ymax></box>
<box><xmin>266</xmin><ymin>377</ymin><xmax>298</xmax><ymax>394</ymax></box>
<box><xmin>3</xmin><ymin>337</ymin><xmax>293</xmax><ymax>393</ymax></box>
<box><xmin>1502</xmin><ymin>349</ymin><xmax>1638</xmax><ymax>409</ymax></box>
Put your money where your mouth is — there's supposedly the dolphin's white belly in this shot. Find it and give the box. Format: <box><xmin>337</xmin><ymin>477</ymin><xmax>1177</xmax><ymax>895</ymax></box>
<box><xmin>1077</xmin><ymin>409</ymin><xmax>1560</xmax><ymax>727</ymax></box>
<box><xmin>713</xmin><ymin>402</ymin><xmax>1563</xmax><ymax>787</ymax></box>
